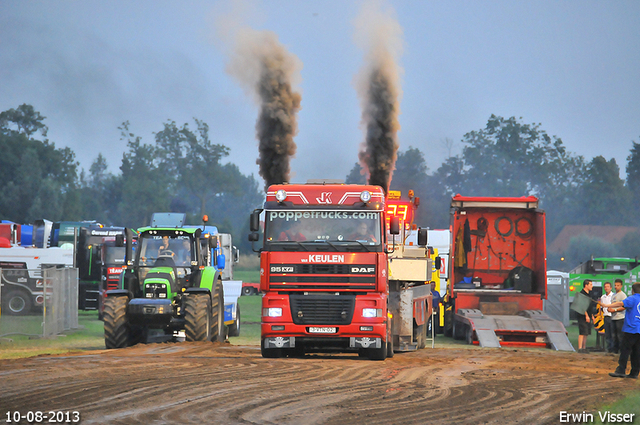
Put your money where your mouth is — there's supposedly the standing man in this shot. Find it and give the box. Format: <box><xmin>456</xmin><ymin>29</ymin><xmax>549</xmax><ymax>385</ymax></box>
<box><xmin>573</xmin><ymin>280</ymin><xmax>595</xmax><ymax>353</ymax></box>
<box><xmin>610</xmin><ymin>279</ymin><xmax>627</xmax><ymax>354</ymax></box>
<box><xmin>601</xmin><ymin>282</ymin><xmax>640</xmax><ymax>379</ymax></box>
<box><xmin>600</xmin><ymin>282</ymin><xmax>614</xmax><ymax>352</ymax></box>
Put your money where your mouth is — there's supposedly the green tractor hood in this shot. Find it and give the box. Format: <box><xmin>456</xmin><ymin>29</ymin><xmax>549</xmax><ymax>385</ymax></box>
<box><xmin>143</xmin><ymin>266</ymin><xmax>177</xmax><ymax>298</ymax></box>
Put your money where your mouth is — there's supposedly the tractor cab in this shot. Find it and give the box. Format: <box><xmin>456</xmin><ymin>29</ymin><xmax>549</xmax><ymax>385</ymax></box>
<box><xmin>132</xmin><ymin>228</ymin><xmax>207</xmax><ymax>300</ymax></box>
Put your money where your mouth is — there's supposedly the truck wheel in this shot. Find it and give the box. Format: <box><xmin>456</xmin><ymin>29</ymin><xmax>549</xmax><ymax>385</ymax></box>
<box><xmin>104</xmin><ymin>296</ymin><xmax>130</xmax><ymax>349</ymax></box>
<box><xmin>369</xmin><ymin>325</ymin><xmax>390</xmax><ymax>361</ymax></box>
<box><xmin>414</xmin><ymin>321</ymin><xmax>426</xmax><ymax>349</ymax></box>
<box><xmin>465</xmin><ymin>325</ymin><xmax>474</xmax><ymax>345</ymax></box>
<box><xmin>2</xmin><ymin>290</ymin><xmax>33</xmax><ymax>315</ymax></box>
<box><xmin>184</xmin><ymin>293</ymin><xmax>212</xmax><ymax>342</ymax></box>
<box><xmin>453</xmin><ymin>319</ymin><xmax>464</xmax><ymax>340</ymax></box>
<box><xmin>386</xmin><ymin>335</ymin><xmax>394</xmax><ymax>358</ymax></box>
<box><xmin>228</xmin><ymin>305</ymin><xmax>241</xmax><ymax>337</ymax></box>
<box><xmin>261</xmin><ymin>338</ymin><xmax>282</xmax><ymax>358</ymax></box>
<box><xmin>444</xmin><ymin>309</ymin><xmax>453</xmax><ymax>337</ymax></box>
<box><xmin>210</xmin><ymin>279</ymin><xmax>226</xmax><ymax>342</ymax></box>
<box><xmin>242</xmin><ymin>287</ymin><xmax>253</xmax><ymax>296</ymax></box>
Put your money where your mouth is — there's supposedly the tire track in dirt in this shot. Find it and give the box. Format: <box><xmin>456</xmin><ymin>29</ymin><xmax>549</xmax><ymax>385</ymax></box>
<box><xmin>0</xmin><ymin>344</ymin><xmax>634</xmax><ymax>425</ymax></box>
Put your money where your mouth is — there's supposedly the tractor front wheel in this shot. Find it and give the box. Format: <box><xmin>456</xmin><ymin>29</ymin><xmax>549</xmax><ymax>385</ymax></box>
<box><xmin>210</xmin><ymin>279</ymin><xmax>226</xmax><ymax>342</ymax></box>
<box><xmin>104</xmin><ymin>296</ymin><xmax>130</xmax><ymax>349</ymax></box>
<box><xmin>184</xmin><ymin>293</ymin><xmax>212</xmax><ymax>342</ymax></box>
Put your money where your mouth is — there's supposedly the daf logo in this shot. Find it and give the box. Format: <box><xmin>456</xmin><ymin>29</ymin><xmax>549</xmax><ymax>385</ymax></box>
<box><xmin>351</xmin><ymin>267</ymin><xmax>375</xmax><ymax>273</ymax></box>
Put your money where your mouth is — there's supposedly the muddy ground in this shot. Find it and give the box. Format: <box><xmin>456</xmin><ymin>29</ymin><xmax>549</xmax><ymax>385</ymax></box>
<box><xmin>0</xmin><ymin>343</ymin><xmax>636</xmax><ymax>425</ymax></box>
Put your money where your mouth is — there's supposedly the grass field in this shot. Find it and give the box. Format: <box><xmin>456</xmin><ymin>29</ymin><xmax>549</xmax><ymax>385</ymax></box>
<box><xmin>233</xmin><ymin>270</ymin><xmax>260</xmax><ymax>284</ymax></box>
<box><xmin>0</xmin><ymin>311</ymin><xmax>105</xmax><ymax>359</ymax></box>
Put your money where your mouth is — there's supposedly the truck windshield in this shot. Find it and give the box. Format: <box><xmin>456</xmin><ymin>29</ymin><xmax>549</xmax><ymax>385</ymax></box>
<box><xmin>104</xmin><ymin>246</ymin><xmax>125</xmax><ymax>266</ymax></box>
<box><xmin>264</xmin><ymin>210</ymin><xmax>382</xmax><ymax>251</ymax></box>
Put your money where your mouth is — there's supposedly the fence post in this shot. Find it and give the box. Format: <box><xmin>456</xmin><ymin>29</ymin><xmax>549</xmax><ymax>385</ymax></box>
<box><xmin>42</xmin><ymin>268</ymin><xmax>47</xmax><ymax>337</ymax></box>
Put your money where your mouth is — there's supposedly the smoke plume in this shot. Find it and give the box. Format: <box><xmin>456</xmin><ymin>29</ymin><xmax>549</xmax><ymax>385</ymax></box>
<box><xmin>354</xmin><ymin>1</ymin><xmax>403</xmax><ymax>194</ymax></box>
<box><xmin>224</xmin><ymin>24</ymin><xmax>302</xmax><ymax>191</ymax></box>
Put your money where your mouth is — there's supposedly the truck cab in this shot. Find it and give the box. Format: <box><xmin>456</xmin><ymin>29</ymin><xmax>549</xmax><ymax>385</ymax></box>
<box><xmin>251</xmin><ymin>183</ymin><xmax>432</xmax><ymax>360</ymax></box>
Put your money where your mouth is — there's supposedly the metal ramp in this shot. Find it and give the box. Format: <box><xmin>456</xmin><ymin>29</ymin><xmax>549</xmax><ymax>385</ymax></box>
<box><xmin>458</xmin><ymin>309</ymin><xmax>575</xmax><ymax>351</ymax></box>
<box><xmin>520</xmin><ymin>310</ymin><xmax>575</xmax><ymax>352</ymax></box>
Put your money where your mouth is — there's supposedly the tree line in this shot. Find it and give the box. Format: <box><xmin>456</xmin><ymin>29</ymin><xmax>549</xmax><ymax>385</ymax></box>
<box><xmin>0</xmin><ymin>104</ymin><xmax>262</xmax><ymax>253</ymax></box>
<box><xmin>2</xmin><ymin>105</ymin><xmax>639</xmax><ymax>269</ymax></box>
<box><xmin>347</xmin><ymin>114</ymin><xmax>640</xmax><ymax>271</ymax></box>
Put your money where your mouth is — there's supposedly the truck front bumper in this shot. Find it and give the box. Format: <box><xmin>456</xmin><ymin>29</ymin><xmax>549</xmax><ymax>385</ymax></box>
<box><xmin>262</xmin><ymin>322</ymin><xmax>386</xmax><ymax>351</ymax></box>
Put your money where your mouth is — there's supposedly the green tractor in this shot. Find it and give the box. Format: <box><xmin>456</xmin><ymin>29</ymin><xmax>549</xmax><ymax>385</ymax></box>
<box><xmin>103</xmin><ymin>225</ymin><xmax>225</xmax><ymax>348</ymax></box>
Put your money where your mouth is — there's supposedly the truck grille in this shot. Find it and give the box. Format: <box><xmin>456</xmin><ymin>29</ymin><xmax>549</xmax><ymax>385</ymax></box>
<box><xmin>289</xmin><ymin>294</ymin><xmax>355</xmax><ymax>325</ymax></box>
<box><xmin>270</xmin><ymin>264</ymin><xmax>375</xmax><ymax>274</ymax></box>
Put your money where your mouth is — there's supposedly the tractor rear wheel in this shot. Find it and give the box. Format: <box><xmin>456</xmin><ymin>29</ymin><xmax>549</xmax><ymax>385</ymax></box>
<box><xmin>104</xmin><ymin>296</ymin><xmax>130</xmax><ymax>349</ymax></box>
<box><xmin>184</xmin><ymin>293</ymin><xmax>212</xmax><ymax>342</ymax></box>
<box><xmin>210</xmin><ymin>279</ymin><xmax>226</xmax><ymax>342</ymax></box>
<box><xmin>228</xmin><ymin>304</ymin><xmax>241</xmax><ymax>337</ymax></box>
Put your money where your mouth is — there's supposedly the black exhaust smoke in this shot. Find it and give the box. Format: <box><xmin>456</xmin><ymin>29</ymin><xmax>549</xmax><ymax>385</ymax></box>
<box><xmin>225</xmin><ymin>28</ymin><xmax>302</xmax><ymax>191</ymax></box>
<box><xmin>354</xmin><ymin>1</ymin><xmax>403</xmax><ymax>195</ymax></box>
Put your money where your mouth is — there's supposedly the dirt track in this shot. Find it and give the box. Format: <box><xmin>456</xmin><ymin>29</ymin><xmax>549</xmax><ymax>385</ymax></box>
<box><xmin>0</xmin><ymin>343</ymin><xmax>636</xmax><ymax>425</ymax></box>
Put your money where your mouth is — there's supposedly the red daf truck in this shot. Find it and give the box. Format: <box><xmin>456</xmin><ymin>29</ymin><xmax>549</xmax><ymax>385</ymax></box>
<box><xmin>249</xmin><ymin>182</ymin><xmax>433</xmax><ymax>360</ymax></box>
<box><xmin>445</xmin><ymin>195</ymin><xmax>573</xmax><ymax>351</ymax></box>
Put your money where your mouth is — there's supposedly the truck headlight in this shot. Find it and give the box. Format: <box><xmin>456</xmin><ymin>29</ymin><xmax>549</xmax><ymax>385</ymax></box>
<box><xmin>362</xmin><ymin>308</ymin><xmax>382</xmax><ymax>318</ymax></box>
<box><xmin>263</xmin><ymin>307</ymin><xmax>283</xmax><ymax>317</ymax></box>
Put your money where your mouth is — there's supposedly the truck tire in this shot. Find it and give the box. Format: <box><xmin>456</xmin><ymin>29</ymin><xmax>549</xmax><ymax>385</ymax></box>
<box><xmin>414</xmin><ymin>322</ymin><xmax>426</xmax><ymax>349</ymax></box>
<box><xmin>228</xmin><ymin>304</ymin><xmax>241</xmax><ymax>337</ymax></box>
<box><xmin>242</xmin><ymin>286</ymin><xmax>253</xmax><ymax>296</ymax></box>
<box><xmin>386</xmin><ymin>336</ymin><xmax>394</xmax><ymax>358</ymax></box>
<box><xmin>184</xmin><ymin>293</ymin><xmax>212</xmax><ymax>342</ymax></box>
<box><xmin>453</xmin><ymin>319</ymin><xmax>464</xmax><ymax>340</ymax></box>
<box><xmin>465</xmin><ymin>325</ymin><xmax>474</xmax><ymax>345</ymax></box>
<box><xmin>369</xmin><ymin>324</ymin><xmax>389</xmax><ymax>360</ymax></box>
<box><xmin>444</xmin><ymin>309</ymin><xmax>453</xmax><ymax>337</ymax></box>
<box><xmin>261</xmin><ymin>338</ymin><xmax>282</xmax><ymax>358</ymax></box>
<box><xmin>2</xmin><ymin>289</ymin><xmax>33</xmax><ymax>315</ymax></box>
<box><xmin>104</xmin><ymin>296</ymin><xmax>130</xmax><ymax>349</ymax></box>
<box><xmin>210</xmin><ymin>279</ymin><xmax>226</xmax><ymax>342</ymax></box>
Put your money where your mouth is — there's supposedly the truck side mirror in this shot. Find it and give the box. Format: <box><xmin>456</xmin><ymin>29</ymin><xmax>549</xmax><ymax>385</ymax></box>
<box><xmin>417</xmin><ymin>228</ymin><xmax>428</xmax><ymax>246</ymax></box>
<box><xmin>250</xmin><ymin>210</ymin><xmax>261</xmax><ymax>232</ymax></box>
<box><xmin>209</xmin><ymin>235</ymin><xmax>218</xmax><ymax>249</ymax></box>
<box><xmin>248</xmin><ymin>233</ymin><xmax>259</xmax><ymax>242</ymax></box>
<box><xmin>115</xmin><ymin>234</ymin><xmax>124</xmax><ymax>247</ymax></box>
<box><xmin>435</xmin><ymin>256</ymin><xmax>442</xmax><ymax>270</ymax></box>
<box><xmin>233</xmin><ymin>246</ymin><xmax>240</xmax><ymax>263</ymax></box>
<box><xmin>389</xmin><ymin>217</ymin><xmax>400</xmax><ymax>235</ymax></box>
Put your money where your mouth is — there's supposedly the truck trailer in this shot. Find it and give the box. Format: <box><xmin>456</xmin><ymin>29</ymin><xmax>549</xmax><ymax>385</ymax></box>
<box><xmin>445</xmin><ymin>195</ymin><xmax>573</xmax><ymax>351</ymax></box>
<box><xmin>249</xmin><ymin>182</ymin><xmax>432</xmax><ymax>360</ymax></box>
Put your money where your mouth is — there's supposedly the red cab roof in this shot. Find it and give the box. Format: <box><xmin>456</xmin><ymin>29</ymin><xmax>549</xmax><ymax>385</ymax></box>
<box><xmin>266</xmin><ymin>184</ymin><xmax>385</xmax><ymax>206</ymax></box>
<box><xmin>451</xmin><ymin>194</ymin><xmax>539</xmax><ymax>209</ymax></box>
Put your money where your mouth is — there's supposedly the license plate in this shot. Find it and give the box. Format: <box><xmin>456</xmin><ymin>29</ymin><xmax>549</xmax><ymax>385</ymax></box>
<box><xmin>308</xmin><ymin>327</ymin><xmax>336</xmax><ymax>333</ymax></box>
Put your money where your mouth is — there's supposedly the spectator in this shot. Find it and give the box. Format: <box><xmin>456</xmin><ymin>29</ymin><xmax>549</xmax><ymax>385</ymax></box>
<box><xmin>572</xmin><ymin>279</ymin><xmax>595</xmax><ymax>354</ymax></box>
<box><xmin>610</xmin><ymin>279</ymin><xmax>627</xmax><ymax>354</ymax></box>
<box><xmin>601</xmin><ymin>282</ymin><xmax>640</xmax><ymax>379</ymax></box>
<box><xmin>600</xmin><ymin>282</ymin><xmax>614</xmax><ymax>352</ymax></box>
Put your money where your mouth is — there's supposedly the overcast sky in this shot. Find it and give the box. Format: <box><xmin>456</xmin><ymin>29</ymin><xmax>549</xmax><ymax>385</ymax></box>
<box><xmin>1</xmin><ymin>1</ymin><xmax>639</xmax><ymax>184</ymax></box>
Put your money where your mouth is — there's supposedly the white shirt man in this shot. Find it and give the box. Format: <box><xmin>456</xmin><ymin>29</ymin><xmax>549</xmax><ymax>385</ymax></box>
<box><xmin>600</xmin><ymin>282</ymin><xmax>614</xmax><ymax>353</ymax></box>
